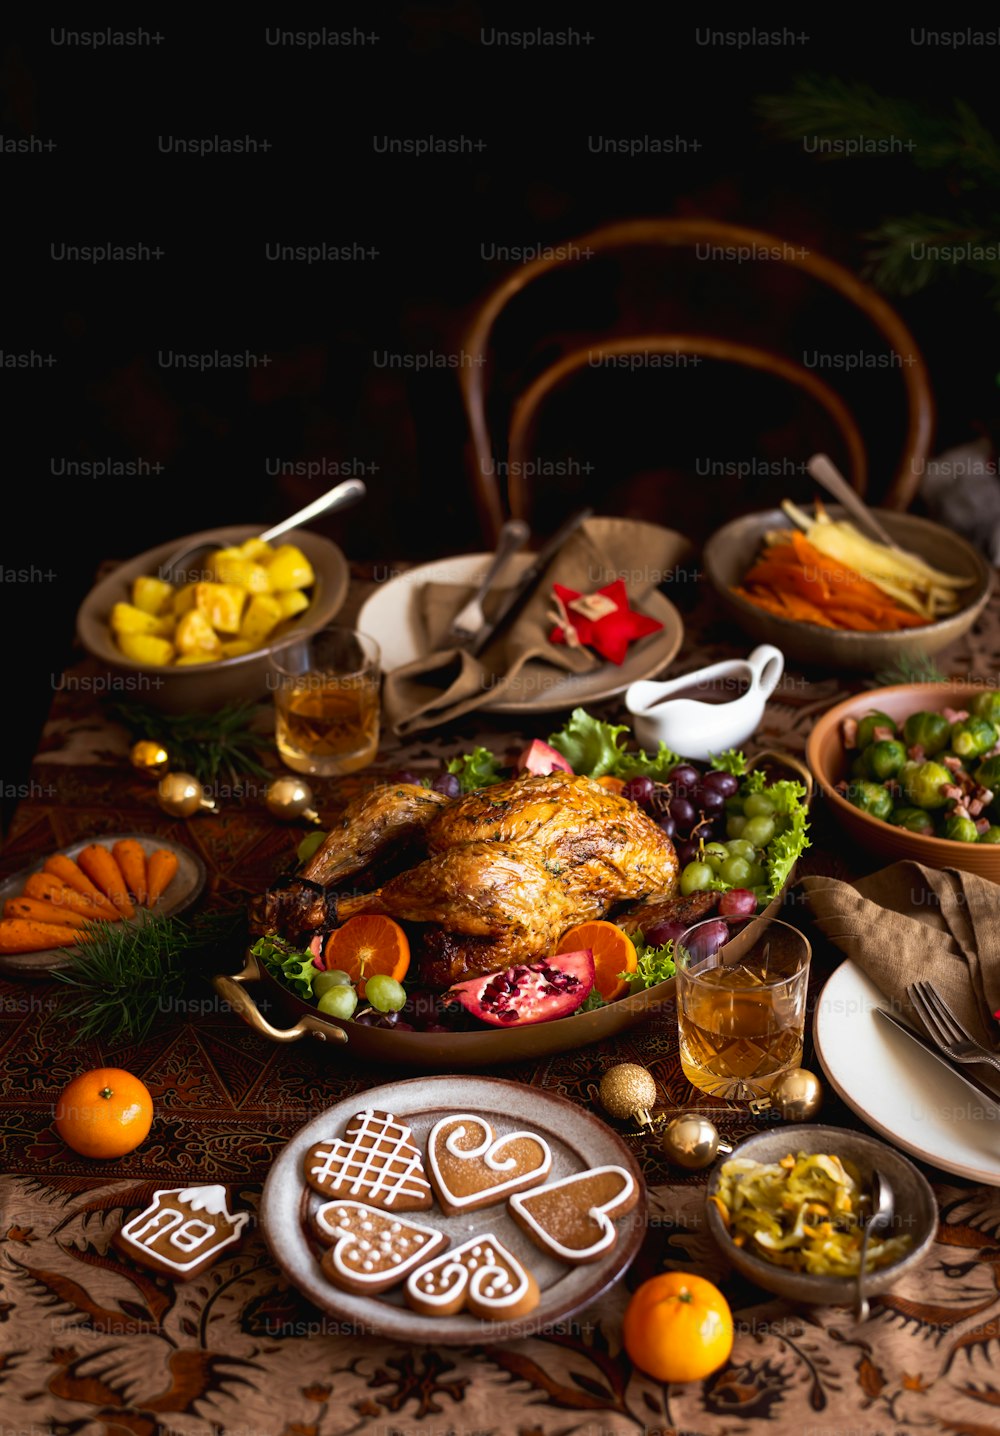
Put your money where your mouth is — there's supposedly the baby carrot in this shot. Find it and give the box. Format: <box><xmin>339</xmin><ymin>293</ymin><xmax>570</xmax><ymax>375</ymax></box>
<box><xmin>4</xmin><ymin>897</ymin><xmax>93</xmax><ymax>930</ymax></box>
<box><xmin>76</xmin><ymin>844</ymin><xmax>136</xmax><ymax>920</ymax></box>
<box><xmin>145</xmin><ymin>849</ymin><xmax>179</xmax><ymax>907</ymax></box>
<box><xmin>42</xmin><ymin>854</ymin><xmax>120</xmax><ymax>921</ymax></box>
<box><xmin>0</xmin><ymin>918</ymin><xmax>92</xmax><ymax>953</ymax></box>
<box><xmin>112</xmin><ymin>839</ymin><xmax>148</xmax><ymax>906</ymax></box>
<box><xmin>23</xmin><ymin>872</ymin><xmax>122</xmax><ymax>920</ymax></box>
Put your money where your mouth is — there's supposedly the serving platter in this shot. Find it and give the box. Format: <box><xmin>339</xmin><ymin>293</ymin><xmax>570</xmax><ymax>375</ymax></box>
<box><xmin>259</xmin><ymin>1074</ymin><xmax>646</xmax><ymax>1344</ymax></box>
<box><xmin>0</xmin><ymin>833</ymin><xmax>207</xmax><ymax>976</ymax></box>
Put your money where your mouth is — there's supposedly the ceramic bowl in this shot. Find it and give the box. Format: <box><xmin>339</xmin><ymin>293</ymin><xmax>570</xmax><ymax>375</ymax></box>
<box><xmin>703</xmin><ymin>506</ymin><xmax>993</xmax><ymax>672</ymax></box>
<box><xmin>704</xmin><ymin>1124</ymin><xmax>938</xmax><ymax>1306</ymax></box>
<box><xmin>807</xmin><ymin>682</ymin><xmax>1000</xmax><ymax>881</ymax></box>
<box><xmin>76</xmin><ymin>524</ymin><xmax>350</xmax><ymax>713</ymax></box>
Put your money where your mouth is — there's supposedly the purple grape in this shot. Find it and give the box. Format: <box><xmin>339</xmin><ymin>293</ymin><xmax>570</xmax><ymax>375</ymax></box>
<box><xmin>704</xmin><ymin>770</ymin><xmax>739</xmax><ymax>798</ymax></box>
<box><xmin>676</xmin><ymin>839</ymin><xmax>699</xmax><ymax>866</ymax></box>
<box><xmin>392</xmin><ymin>769</ymin><xmax>421</xmax><ymax>785</ymax></box>
<box><xmin>700</xmin><ymin>788</ymin><xmax>726</xmax><ymax>815</ymax></box>
<box><xmin>669</xmin><ymin>763</ymin><xmax>700</xmax><ymax>790</ymax></box>
<box><xmin>684</xmin><ymin>919</ymin><xmax>730</xmax><ymax>962</ymax></box>
<box><xmin>432</xmin><ymin>772</ymin><xmax>462</xmax><ymax>798</ymax></box>
<box><xmin>643</xmin><ymin>918</ymin><xmax>688</xmax><ymax>946</ymax></box>
<box><xmin>719</xmin><ymin>888</ymin><xmax>757</xmax><ymax>916</ymax></box>
<box><xmin>657</xmin><ymin>814</ymin><xmax>676</xmax><ymax>839</ymax></box>
<box><xmin>669</xmin><ymin>796</ymin><xmax>696</xmax><ymax>828</ymax></box>
<box><xmin>622</xmin><ymin>775</ymin><xmax>656</xmax><ymax>809</ymax></box>
<box><xmin>353</xmin><ymin>1009</ymin><xmax>380</xmax><ymax>1025</ymax></box>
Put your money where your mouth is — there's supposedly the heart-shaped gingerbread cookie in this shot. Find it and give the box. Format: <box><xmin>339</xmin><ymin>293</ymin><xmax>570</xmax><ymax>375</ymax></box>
<box><xmin>509</xmin><ymin>1165</ymin><xmax>639</xmax><ymax>1263</ymax></box>
<box><xmin>426</xmin><ymin>1113</ymin><xmax>552</xmax><ymax>1215</ymax></box>
<box><xmin>314</xmin><ymin>1199</ymin><xmax>448</xmax><ymax>1294</ymax></box>
<box><xmin>405</xmin><ymin>1233</ymin><xmax>540</xmax><ymax>1319</ymax></box>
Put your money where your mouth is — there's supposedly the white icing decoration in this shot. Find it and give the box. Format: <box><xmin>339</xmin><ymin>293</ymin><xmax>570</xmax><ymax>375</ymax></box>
<box><xmin>118</xmin><ymin>1188</ymin><xmax>249</xmax><ymax>1274</ymax></box>
<box><xmin>508</xmin><ymin>1165</ymin><xmax>636</xmax><ymax>1262</ymax></box>
<box><xmin>308</xmin><ymin>1110</ymin><xmax>430</xmax><ymax>1206</ymax></box>
<box><xmin>314</xmin><ymin>1199</ymin><xmax>447</xmax><ymax>1289</ymax></box>
<box><xmin>405</xmin><ymin>1232</ymin><xmax>531</xmax><ymax>1313</ymax></box>
<box><xmin>426</xmin><ymin>1115</ymin><xmax>552</xmax><ymax>1210</ymax></box>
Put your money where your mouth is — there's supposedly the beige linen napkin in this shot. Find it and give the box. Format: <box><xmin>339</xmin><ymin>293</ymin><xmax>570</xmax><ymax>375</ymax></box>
<box><xmin>798</xmin><ymin>861</ymin><xmax>1000</xmax><ymax>1049</ymax></box>
<box><xmin>382</xmin><ymin>517</ymin><xmax>692</xmax><ymax>736</ymax></box>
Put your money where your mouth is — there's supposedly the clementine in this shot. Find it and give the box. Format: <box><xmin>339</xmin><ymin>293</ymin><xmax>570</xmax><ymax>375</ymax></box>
<box><xmin>556</xmin><ymin>920</ymin><xmax>637</xmax><ymax>1001</ymax></box>
<box><xmin>323</xmin><ymin>914</ymin><xmax>410</xmax><ymax>997</ymax></box>
<box><xmin>623</xmin><ymin>1272</ymin><xmax>734</xmax><ymax>1383</ymax></box>
<box><xmin>54</xmin><ymin>1067</ymin><xmax>154</xmax><ymax>1159</ymax></box>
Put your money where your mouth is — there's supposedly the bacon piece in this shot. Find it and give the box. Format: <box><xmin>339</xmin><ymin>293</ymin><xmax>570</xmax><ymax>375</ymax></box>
<box><xmin>872</xmin><ymin>725</ymin><xmax>896</xmax><ymax>743</ymax></box>
<box><xmin>907</xmin><ymin>745</ymin><xmax>925</xmax><ymax>763</ymax></box>
<box><xmin>942</xmin><ymin>707</ymin><xmax>969</xmax><ymax>723</ymax></box>
<box><xmin>976</xmin><ymin>818</ymin><xmax>991</xmax><ymax>834</ymax></box>
<box><xmin>942</xmin><ymin>784</ymin><xmax>964</xmax><ymax>801</ymax></box>
<box><xmin>842</xmin><ymin>718</ymin><xmax>858</xmax><ymax>749</ymax></box>
<box><xmin>943</xmin><ymin>754</ymin><xmax>964</xmax><ymax>773</ymax></box>
<box><xmin>968</xmin><ymin>798</ymin><xmax>985</xmax><ymax>817</ymax></box>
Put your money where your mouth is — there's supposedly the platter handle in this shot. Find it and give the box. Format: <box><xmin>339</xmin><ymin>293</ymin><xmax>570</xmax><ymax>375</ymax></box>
<box><xmin>212</xmin><ymin>960</ymin><xmax>348</xmax><ymax>1045</ymax></box>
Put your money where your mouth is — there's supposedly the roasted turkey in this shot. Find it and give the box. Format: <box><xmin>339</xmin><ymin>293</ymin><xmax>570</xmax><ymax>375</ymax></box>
<box><xmin>255</xmin><ymin>770</ymin><xmax>679</xmax><ymax>985</ymax></box>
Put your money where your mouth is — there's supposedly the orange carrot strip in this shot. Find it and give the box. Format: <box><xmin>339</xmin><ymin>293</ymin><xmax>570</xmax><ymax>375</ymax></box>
<box><xmin>23</xmin><ymin>872</ymin><xmax>122</xmax><ymax>920</ymax></box>
<box><xmin>145</xmin><ymin>849</ymin><xmax>179</xmax><ymax>907</ymax></box>
<box><xmin>42</xmin><ymin>855</ymin><xmax>120</xmax><ymax>921</ymax></box>
<box><xmin>112</xmin><ymin>839</ymin><xmax>148</xmax><ymax>906</ymax></box>
<box><xmin>0</xmin><ymin>918</ymin><xmax>93</xmax><ymax>953</ymax></box>
<box><xmin>76</xmin><ymin>845</ymin><xmax>135</xmax><ymax>920</ymax></box>
<box><xmin>4</xmin><ymin>897</ymin><xmax>93</xmax><ymax>930</ymax></box>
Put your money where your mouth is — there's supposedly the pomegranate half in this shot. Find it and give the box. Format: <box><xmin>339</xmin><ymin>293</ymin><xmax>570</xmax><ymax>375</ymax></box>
<box><xmin>447</xmin><ymin>949</ymin><xmax>595</xmax><ymax>1026</ymax></box>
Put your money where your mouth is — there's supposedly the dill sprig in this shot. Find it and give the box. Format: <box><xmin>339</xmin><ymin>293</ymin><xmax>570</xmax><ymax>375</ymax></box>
<box><xmin>111</xmin><ymin>700</ymin><xmax>272</xmax><ymax>786</ymax></box>
<box><xmin>872</xmin><ymin>652</ymin><xmax>948</xmax><ymax>687</ymax></box>
<box><xmin>51</xmin><ymin>908</ymin><xmax>247</xmax><ymax>1043</ymax></box>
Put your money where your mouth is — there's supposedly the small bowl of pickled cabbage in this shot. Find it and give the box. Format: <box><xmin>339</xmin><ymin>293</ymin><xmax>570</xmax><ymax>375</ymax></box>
<box><xmin>705</xmin><ymin>1125</ymin><xmax>937</xmax><ymax>1306</ymax></box>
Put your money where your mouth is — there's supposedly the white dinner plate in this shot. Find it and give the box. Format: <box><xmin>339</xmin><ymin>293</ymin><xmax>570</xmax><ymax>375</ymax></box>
<box><xmin>357</xmin><ymin>553</ymin><xmax>683</xmax><ymax>714</ymax></box>
<box><xmin>814</xmin><ymin>959</ymin><xmax>1000</xmax><ymax>1187</ymax></box>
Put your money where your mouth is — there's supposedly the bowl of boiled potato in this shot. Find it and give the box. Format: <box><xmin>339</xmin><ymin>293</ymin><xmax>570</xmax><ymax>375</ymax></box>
<box><xmin>76</xmin><ymin>525</ymin><xmax>350</xmax><ymax>712</ymax></box>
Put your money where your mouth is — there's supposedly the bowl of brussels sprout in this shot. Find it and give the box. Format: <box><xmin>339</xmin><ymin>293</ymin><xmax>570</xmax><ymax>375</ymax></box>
<box><xmin>807</xmin><ymin>683</ymin><xmax>1000</xmax><ymax>879</ymax></box>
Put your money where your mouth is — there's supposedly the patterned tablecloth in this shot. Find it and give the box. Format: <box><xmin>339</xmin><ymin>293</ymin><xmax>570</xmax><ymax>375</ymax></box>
<box><xmin>2</xmin><ymin>568</ymin><xmax>1000</xmax><ymax>1436</ymax></box>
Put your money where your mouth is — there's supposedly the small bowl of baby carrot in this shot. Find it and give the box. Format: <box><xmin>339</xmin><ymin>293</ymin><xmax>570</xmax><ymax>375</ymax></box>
<box><xmin>0</xmin><ymin>834</ymin><xmax>207</xmax><ymax>974</ymax></box>
<box><xmin>703</xmin><ymin>502</ymin><xmax>993</xmax><ymax>672</ymax></box>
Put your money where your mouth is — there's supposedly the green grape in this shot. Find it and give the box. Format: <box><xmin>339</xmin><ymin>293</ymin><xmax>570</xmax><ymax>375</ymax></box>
<box><xmin>703</xmin><ymin>842</ymin><xmax>729</xmax><ymax>872</ymax></box>
<box><xmin>365</xmin><ymin>974</ymin><xmax>407</xmax><ymax>1012</ymax></box>
<box><xmin>313</xmin><ymin>969</ymin><xmax>353</xmax><ymax>996</ymax></box>
<box><xmin>680</xmin><ymin>861</ymin><xmax>714</xmax><ymax>895</ymax></box>
<box><xmin>726</xmin><ymin>814</ymin><xmax>747</xmax><ymax>838</ymax></box>
<box><xmin>725</xmin><ymin>838</ymin><xmax>757</xmax><ymax>861</ymax></box>
<box><xmin>317</xmin><ymin>985</ymin><xmax>358</xmax><ymax>1020</ymax></box>
<box><xmin>742</xmin><ymin>815</ymin><xmax>776</xmax><ymax>848</ymax></box>
<box><xmin>744</xmin><ymin>793</ymin><xmax>777</xmax><ymax>818</ymax></box>
<box><xmin>720</xmin><ymin>855</ymin><xmax>752</xmax><ymax>886</ymax></box>
<box><xmin>747</xmin><ymin>861</ymin><xmax>768</xmax><ymax>887</ymax></box>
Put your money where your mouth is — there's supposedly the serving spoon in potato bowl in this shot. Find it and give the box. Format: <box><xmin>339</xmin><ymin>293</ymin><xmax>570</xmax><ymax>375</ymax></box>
<box><xmin>157</xmin><ymin>477</ymin><xmax>367</xmax><ymax>585</ymax></box>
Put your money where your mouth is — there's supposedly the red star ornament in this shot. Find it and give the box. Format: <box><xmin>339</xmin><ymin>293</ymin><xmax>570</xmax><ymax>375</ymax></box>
<box><xmin>549</xmin><ymin>579</ymin><xmax>663</xmax><ymax>665</ymax></box>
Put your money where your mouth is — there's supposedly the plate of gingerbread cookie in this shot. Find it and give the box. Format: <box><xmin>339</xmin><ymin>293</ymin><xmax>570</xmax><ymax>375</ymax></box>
<box><xmin>259</xmin><ymin>1074</ymin><xmax>646</xmax><ymax>1344</ymax></box>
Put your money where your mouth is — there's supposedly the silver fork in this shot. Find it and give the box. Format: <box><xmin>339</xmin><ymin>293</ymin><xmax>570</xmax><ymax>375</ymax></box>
<box><xmin>907</xmin><ymin>981</ymin><xmax>1000</xmax><ymax>1075</ymax></box>
<box><xmin>445</xmin><ymin>518</ymin><xmax>530</xmax><ymax>646</ymax></box>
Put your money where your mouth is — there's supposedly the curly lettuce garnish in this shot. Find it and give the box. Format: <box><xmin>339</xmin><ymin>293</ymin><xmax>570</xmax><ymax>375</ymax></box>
<box><xmin>549</xmin><ymin>708</ymin><xmax>679</xmax><ymax>780</ymax></box>
<box><xmin>252</xmin><ymin>934</ymin><xmax>319</xmax><ymax>999</ymax></box>
<box><xmin>446</xmin><ymin>746</ymin><xmax>504</xmax><ymax>792</ymax></box>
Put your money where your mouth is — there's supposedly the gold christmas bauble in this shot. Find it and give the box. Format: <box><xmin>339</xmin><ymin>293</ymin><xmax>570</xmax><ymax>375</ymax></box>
<box><xmin>599</xmin><ymin>1064</ymin><xmax>658</xmax><ymax>1125</ymax></box>
<box><xmin>130</xmin><ymin>740</ymin><xmax>170</xmax><ymax>775</ymax></box>
<box><xmin>266</xmin><ymin>776</ymin><xmax>321</xmax><ymax>824</ymax></box>
<box><xmin>157</xmin><ymin>771</ymin><xmax>216</xmax><ymax>818</ymax></box>
<box><xmin>769</xmin><ymin>1068</ymin><xmax>823</xmax><ymax>1122</ymax></box>
<box><xmin>662</xmin><ymin>1113</ymin><xmax>730</xmax><ymax>1170</ymax></box>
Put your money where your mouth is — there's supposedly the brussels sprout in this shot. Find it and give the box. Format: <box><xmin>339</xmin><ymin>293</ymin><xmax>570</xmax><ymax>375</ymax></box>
<box><xmin>971</xmin><ymin>690</ymin><xmax>1000</xmax><ymax>726</ymax></box>
<box><xmin>978</xmin><ymin>825</ymin><xmax>1000</xmax><ymax>844</ymax></box>
<box><xmin>864</xmin><ymin>738</ymin><xmax>908</xmax><ymax>782</ymax></box>
<box><xmin>856</xmin><ymin>711</ymin><xmax>897</xmax><ymax>750</ymax></box>
<box><xmin>950</xmin><ymin>716</ymin><xmax>998</xmax><ymax>760</ymax></box>
<box><xmin>941</xmin><ymin>815</ymin><xmax>980</xmax><ymax>843</ymax></box>
<box><xmin>975</xmin><ymin>754</ymin><xmax>1000</xmax><ymax>791</ymax></box>
<box><xmin>890</xmin><ymin>805</ymin><xmax>936</xmax><ymax>836</ymax></box>
<box><xmin>846</xmin><ymin>780</ymin><xmax>894</xmax><ymax>821</ymax></box>
<box><xmin>902</xmin><ymin>711</ymin><xmax>951</xmax><ymax>756</ymax></box>
<box><xmin>900</xmin><ymin>759</ymin><xmax>953</xmax><ymax>810</ymax></box>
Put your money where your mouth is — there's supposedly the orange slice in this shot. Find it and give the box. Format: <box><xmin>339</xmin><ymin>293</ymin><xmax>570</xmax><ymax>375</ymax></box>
<box><xmin>556</xmin><ymin>920</ymin><xmax>637</xmax><ymax>1002</ymax></box>
<box><xmin>323</xmin><ymin>915</ymin><xmax>410</xmax><ymax>997</ymax></box>
<box><xmin>595</xmin><ymin>776</ymin><xmax>626</xmax><ymax>794</ymax></box>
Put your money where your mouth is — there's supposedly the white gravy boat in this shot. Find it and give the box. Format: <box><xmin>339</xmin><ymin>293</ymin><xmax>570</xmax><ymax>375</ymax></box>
<box><xmin>625</xmin><ymin>645</ymin><xmax>784</xmax><ymax>761</ymax></box>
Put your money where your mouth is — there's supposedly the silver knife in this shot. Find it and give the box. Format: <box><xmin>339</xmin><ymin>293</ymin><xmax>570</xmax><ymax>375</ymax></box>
<box><xmin>874</xmin><ymin>1006</ymin><xmax>1000</xmax><ymax>1110</ymax></box>
<box><xmin>469</xmin><ymin>506</ymin><xmax>594</xmax><ymax>657</ymax></box>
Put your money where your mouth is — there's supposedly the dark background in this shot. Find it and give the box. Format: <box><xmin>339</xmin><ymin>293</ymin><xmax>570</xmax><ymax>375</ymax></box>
<box><xmin>3</xmin><ymin>8</ymin><xmax>999</xmax><ymax>827</ymax></box>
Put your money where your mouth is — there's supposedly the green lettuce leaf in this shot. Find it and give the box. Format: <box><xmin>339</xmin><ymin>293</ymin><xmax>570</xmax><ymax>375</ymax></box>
<box><xmin>709</xmin><ymin>748</ymin><xmax>749</xmax><ymax>775</ymax></box>
<box><xmin>446</xmin><ymin>746</ymin><xmax>504</xmax><ymax>792</ymax></box>
<box><xmin>251</xmin><ymin>934</ymin><xmax>319</xmax><ymax>1000</ymax></box>
<box><xmin>620</xmin><ymin>934</ymin><xmax>677</xmax><ymax>991</ymax></box>
<box><xmin>762</xmin><ymin>803</ymin><xmax>810</xmax><ymax>899</ymax></box>
<box><xmin>548</xmin><ymin>708</ymin><xmax>679</xmax><ymax>780</ymax></box>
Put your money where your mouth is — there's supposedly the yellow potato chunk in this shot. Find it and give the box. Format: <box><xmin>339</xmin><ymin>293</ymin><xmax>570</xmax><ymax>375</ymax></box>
<box><xmin>175</xmin><ymin>652</ymin><xmax>221</xmax><ymax>665</ymax></box>
<box><xmin>195</xmin><ymin>582</ymin><xmax>246</xmax><ymax>635</ymax></box>
<box><xmin>276</xmin><ymin>589</ymin><xmax>310</xmax><ymax>619</ymax></box>
<box><xmin>239</xmin><ymin>594</ymin><xmax>284</xmax><ymax>646</ymax></box>
<box><xmin>111</xmin><ymin>602</ymin><xmax>168</xmax><ymax>636</ymax></box>
<box><xmin>173</xmin><ymin>582</ymin><xmax>198</xmax><ymax>618</ymax></box>
<box><xmin>211</xmin><ymin>556</ymin><xmax>271</xmax><ymax>593</ymax></box>
<box><xmin>239</xmin><ymin>537</ymin><xmax>274</xmax><ymax>561</ymax></box>
<box><xmin>175</xmin><ymin>609</ymin><xmax>223</xmax><ymax>658</ymax></box>
<box><xmin>132</xmin><ymin>575</ymin><xmax>174</xmax><ymax>616</ymax></box>
<box><xmin>117</xmin><ymin>632</ymin><xmax>175</xmax><ymax>666</ymax></box>
<box><xmin>264</xmin><ymin>544</ymin><xmax>314</xmax><ymax>591</ymax></box>
<box><xmin>220</xmin><ymin>639</ymin><xmax>253</xmax><ymax>658</ymax></box>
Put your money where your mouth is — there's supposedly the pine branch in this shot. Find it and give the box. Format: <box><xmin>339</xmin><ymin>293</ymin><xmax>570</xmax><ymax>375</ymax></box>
<box><xmin>112</xmin><ymin>699</ymin><xmax>272</xmax><ymax>785</ymax></box>
<box><xmin>863</xmin><ymin>214</ymin><xmax>1000</xmax><ymax>295</ymax></box>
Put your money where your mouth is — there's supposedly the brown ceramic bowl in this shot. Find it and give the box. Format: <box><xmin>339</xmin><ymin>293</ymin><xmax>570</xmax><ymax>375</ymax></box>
<box><xmin>76</xmin><ymin>524</ymin><xmax>350</xmax><ymax>713</ymax></box>
<box><xmin>703</xmin><ymin>506</ymin><xmax>993</xmax><ymax>672</ymax></box>
<box><xmin>807</xmin><ymin>682</ymin><xmax>1000</xmax><ymax>880</ymax></box>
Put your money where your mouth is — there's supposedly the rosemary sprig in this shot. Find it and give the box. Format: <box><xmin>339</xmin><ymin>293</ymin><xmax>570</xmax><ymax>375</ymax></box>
<box><xmin>51</xmin><ymin>908</ymin><xmax>247</xmax><ymax>1043</ymax></box>
<box><xmin>112</xmin><ymin>700</ymin><xmax>272</xmax><ymax>785</ymax></box>
<box><xmin>871</xmin><ymin>653</ymin><xmax>948</xmax><ymax>687</ymax></box>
